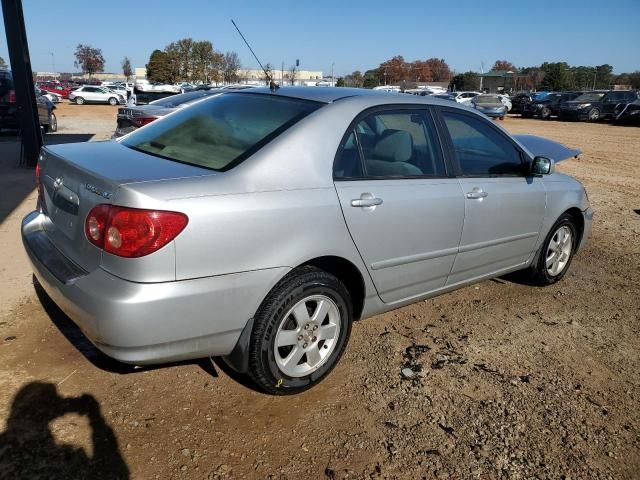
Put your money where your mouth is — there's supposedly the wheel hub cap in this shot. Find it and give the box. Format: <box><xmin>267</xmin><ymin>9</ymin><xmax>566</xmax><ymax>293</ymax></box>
<box><xmin>546</xmin><ymin>226</ymin><xmax>573</xmax><ymax>276</ymax></box>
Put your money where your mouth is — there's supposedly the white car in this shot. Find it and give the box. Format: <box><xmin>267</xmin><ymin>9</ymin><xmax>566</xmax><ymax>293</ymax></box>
<box><xmin>68</xmin><ymin>86</ymin><xmax>125</xmax><ymax>105</ymax></box>
<box><xmin>453</xmin><ymin>91</ymin><xmax>483</xmax><ymax>105</ymax></box>
<box><xmin>135</xmin><ymin>79</ymin><xmax>181</xmax><ymax>93</ymax></box>
<box><xmin>36</xmin><ymin>88</ymin><xmax>62</xmax><ymax>103</ymax></box>
<box><xmin>498</xmin><ymin>94</ymin><xmax>513</xmax><ymax>112</ymax></box>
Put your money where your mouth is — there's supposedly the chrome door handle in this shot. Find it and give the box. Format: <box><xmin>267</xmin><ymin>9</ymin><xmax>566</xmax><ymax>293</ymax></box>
<box><xmin>351</xmin><ymin>193</ymin><xmax>383</xmax><ymax>208</ymax></box>
<box><xmin>465</xmin><ymin>190</ymin><xmax>488</xmax><ymax>199</ymax></box>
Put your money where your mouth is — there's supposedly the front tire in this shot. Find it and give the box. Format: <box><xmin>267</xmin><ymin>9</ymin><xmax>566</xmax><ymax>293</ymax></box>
<box><xmin>527</xmin><ymin>214</ymin><xmax>578</xmax><ymax>285</ymax></box>
<box><xmin>108</xmin><ymin>97</ymin><xmax>118</xmax><ymax>106</ymax></box>
<box><xmin>540</xmin><ymin>107</ymin><xmax>551</xmax><ymax>119</ymax></box>
<box><xmin>248</xmin><ymin>266</ymin><xmax>353</xmax><ymax>395</ymax></box>
<box><xmin>588</xmin><ymin>108</ymin><xmax>600</xmax><ymax>122</ymax></box>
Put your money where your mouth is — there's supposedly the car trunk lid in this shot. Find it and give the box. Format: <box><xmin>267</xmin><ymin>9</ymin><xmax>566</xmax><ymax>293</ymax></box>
<box><xmin>39</xmin><ymin>140</ymin><xmax>215</xmax><ymax>272</ymax></box>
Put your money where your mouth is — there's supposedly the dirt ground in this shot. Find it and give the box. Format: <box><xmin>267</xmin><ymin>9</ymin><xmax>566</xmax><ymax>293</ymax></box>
<box><xmin>0</xmin><ymin>103</ymin><xmax>638</xmax><ymax>479</ymax></box>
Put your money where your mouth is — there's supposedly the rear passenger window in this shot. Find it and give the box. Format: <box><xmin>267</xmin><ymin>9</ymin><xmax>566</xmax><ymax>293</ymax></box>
<box><xmin>442</xmin><ymin>111</ymin><xmax>523</xmax><ymax>176</ymax></box>
<box><xmin>334</xmin><ymin>110</ymin><xmax>445</xmax><ymax>179</ymax></box>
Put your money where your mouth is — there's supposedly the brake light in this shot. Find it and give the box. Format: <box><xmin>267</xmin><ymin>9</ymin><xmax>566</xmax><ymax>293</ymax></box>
<box><xmin>8</xmin><ymin>90</ymin><xmax>16</xmax><ymax>103</ymax></box>
<box><xmin>35</xmin><ymin>163</ymin><xmax>43</xmax><ymax>207</ymax></box>
<box><xmin>85</xmin><ymin>205</ymin><xmax>188</xmax><ymax>258</ymax></box>
<box><xmin>131</xmin><ymin>116</ymin><xmax>159</xmax><ymax>128</ymax></box>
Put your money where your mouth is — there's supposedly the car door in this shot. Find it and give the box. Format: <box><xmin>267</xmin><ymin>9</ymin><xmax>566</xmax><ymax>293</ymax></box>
<box><xmin>437</xmin><ymin>108</ymin><xmax>546</xmax><ymax>286</ymax></box>
<box><xmin>602</xmin><ymin>92</ymin><xmax>623</xmax><ymax>117</ymax></box>
<box><xmin>334</xmin><ymin>107</ymin><xmax>465</xmax><ymax>304</ymax></box>
<box><xmin>81</xmin><ymin>86</ymin><xmax>97</xmax><ymax>101</ymax></box>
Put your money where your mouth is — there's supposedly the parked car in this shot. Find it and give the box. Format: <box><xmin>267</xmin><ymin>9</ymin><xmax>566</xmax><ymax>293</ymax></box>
<box><xmin>498</xmin><ymin>94</ymin><xmax>512</xmax><ymax>112</ymax></box>
<box><xmin>522</xmin><ymin>92</ymin><xmax>582</xmax><ymax>119</ymax></box>
<box><xmin>23</xmin><ymin>87</ymin><xmax>592</xmax><ymax>394</ymax></box>
<box><xmin>38</xmin><ymin>83</ymin><xmax>73</xmax><ymax>99</ymax></box>
<box><xmin>36</xmin><ymin>87</ymin><xmax>62</xmax><ymax>104</ymax></box>
<box><xmin>113</xmin><ymin>89</ymin><xmax>222</xmax><ymax>137</ymax></box>
<box><xmin>135</xmin><ymin>79</ymin><xmax>180</xmax><ymax>93</ymax></box>
<box><xmin>68</xmin><ymin>86</ymin><xmax>125</xmax><ymax>105</ymax></box>
<box><xmin>559</xmin><ymin>91</ymin><xmax>608</xmax><ymax>121</ymax></box>
<box><xmin>1</xmin><ymin>70</ymin><xmax>57</xmax><ymax>133</ymax></box>
<box><xmin>471</xmin><ymin>94</ymin><xmax>507</xmax><ymax>119</ymax></box>
<box><xmin>510</xmin><ymin>93</ymin><xmax>532</xmax><ymax>114</ymax></box>
<box><xmin>431</xmin><ymin>93</ymin><xmax>458</xmax><ymax>102</ymax></box>
<box><xmin>453</xmin><ymin>91</ymin><xmax>482</xmax><ymax>105</ymax></box>
<box><xmin>613</xmin><ymin>100</ymin><xmax>640</xmax><ymax>125</ymax></box>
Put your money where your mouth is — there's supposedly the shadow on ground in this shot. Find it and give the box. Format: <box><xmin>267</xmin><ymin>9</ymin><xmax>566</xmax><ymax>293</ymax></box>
<box><xmin>0</xmin><ymin>381</ymin><xmax>130</xmax><ymax>479</ymax></box>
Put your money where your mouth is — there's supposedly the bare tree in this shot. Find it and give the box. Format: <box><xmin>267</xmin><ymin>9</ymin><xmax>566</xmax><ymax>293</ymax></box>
<box><xmin>286</xmin><ymin>65</ymin><xmax>298</xmax><ymax>85</ymax></box>
<box><xmin>261</xmin><ymin>63</ymin><xmax>275</xmax><ymax>84</ymax></box>
<box><xmin>74</xmin><ymin>44</ymin><xmax>105</xmax><ymax>77</ymax></box>
<box><xmin>222</xmin><ymin>51</ymin><xmax>241</xmax><ymax>84</ymax></box>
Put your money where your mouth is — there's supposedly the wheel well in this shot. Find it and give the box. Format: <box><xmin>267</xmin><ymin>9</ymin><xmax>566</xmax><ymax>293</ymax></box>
<box><xmin>301</xmin><ymin>256</ymin><xmax>366</xmax><ymax>321</ymax></box>
<box><xmin>564</xmin><ymin>207</ymin><xmax>584</xmax><ymax>247</ymax></box>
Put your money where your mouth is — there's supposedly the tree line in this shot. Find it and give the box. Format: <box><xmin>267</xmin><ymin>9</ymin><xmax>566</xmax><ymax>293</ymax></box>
<box><xmin>340</xmin><ymin>57</ymin><xmax>640</xmax><ymax>92</ymax></box>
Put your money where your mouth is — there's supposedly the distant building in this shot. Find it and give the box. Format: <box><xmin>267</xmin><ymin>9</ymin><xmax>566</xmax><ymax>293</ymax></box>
<box><xmin>479</xmin><ymin>70</ymin><xmax>527</xmax><ymax>93</ymax></box>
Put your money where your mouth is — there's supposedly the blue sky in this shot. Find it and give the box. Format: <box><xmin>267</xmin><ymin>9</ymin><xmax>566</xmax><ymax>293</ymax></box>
<box><xmin>1</xmin><ymin>0</ymin><xmax>639</xmax><ymax>76</ymax></box>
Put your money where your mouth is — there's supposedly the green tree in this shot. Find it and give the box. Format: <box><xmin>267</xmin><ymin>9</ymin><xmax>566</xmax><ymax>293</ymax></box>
<box><xmin>540</xmin><ymin>62</ymin><xmax>572</xmax><ymax>91</ymax></box>
<box><xmin>362</xmin><ymin>69</ymin><xmax>379</xmax><ymax>89</ymax></box>
<box><xmin>190</xmin><ymin>40</ymin><xmax>222</xmax><ymax>83</ymax></box>
<box><xmin>121</xmin><ymin>57</ymin><xmax>133</xmax><ymax>80</ymax></box>
<box><xmin>146</xmin><ymin>49</ymin><xmax>175</xmax><ymax>83</ymax></box>
<box><xmin>571</xmin><ymin>66</ymin><xmax>596</xmax><ymax>90</ymax></box>
<box><xmin>594</xmin><ymin>64</ymin><xmax>613</xmax><ymax>89</ymax></box>
<box><xmin>74</xmin><ymin>44</ymin><xmax>105</xmax><ymax>77</ymax></box>
<box><xmin>336</xmin><ymin>77</ymin><xmax>345</xmax><ymax>87</ymax></box>
<box><xmin>452</xmin><ymin>71</ymin><xmax>480</xmax><ymax>91</ymax></box>
<box><xmin>0</xmin><ymin>56</ymin><xmax>7</xmax><ymax>69</ymax></box>
<box><xmin>344</xmin><ymin>70</ymin><xmax>364</xmax><ymax>87</ymax></box>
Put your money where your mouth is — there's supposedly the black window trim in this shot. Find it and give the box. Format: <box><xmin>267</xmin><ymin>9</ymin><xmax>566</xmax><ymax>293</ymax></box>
<box><xmin>333</xmin><ymin>104</ymin><xmax>453</xmax><ymax>181</ymax></box>
<box><xmin>433</xmin><ymin>105</ymin><xmax>532</xmax><ymax>179</ymax></box>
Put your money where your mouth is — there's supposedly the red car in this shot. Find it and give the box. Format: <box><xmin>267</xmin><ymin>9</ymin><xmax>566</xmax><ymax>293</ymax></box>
<box><xmin>38</xmin><ymin>83</ymin><xmax>73</xmax><ymax>99</ymax></box>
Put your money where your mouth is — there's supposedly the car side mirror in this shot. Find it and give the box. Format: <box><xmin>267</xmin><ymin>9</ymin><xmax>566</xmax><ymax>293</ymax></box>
<box><xmin>531</xmin><ymin>156</ymin><xmax>554</xmax><ymax>175</ymax></box>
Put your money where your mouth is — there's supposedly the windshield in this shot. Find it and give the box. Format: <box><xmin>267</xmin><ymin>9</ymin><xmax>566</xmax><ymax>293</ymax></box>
<box><xmin>149</xmin><ymin>90</ymin><xmax>218</xmax><ymax>108</ymax></box>
<box><xmin>474</xmin><ymin>95</ymin><xmax>501</xmax><ymax>104</ymax></box>
<box><xmin>574</xmin><ymin>92</ymin><xmax>606</xmax><ymax>102</ymax></box>
<box><xmin>122</xmin><ymin>93</ymin><xmax>322</xmax><ymax>171</ymax></box>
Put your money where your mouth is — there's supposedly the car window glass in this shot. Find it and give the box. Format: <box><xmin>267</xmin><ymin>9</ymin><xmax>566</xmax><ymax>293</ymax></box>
<box><xmin>334</xmin><ymin>110</ymin><xmax>445</xmax><ymax>179</ymax></box>
<box><xmin>442</xmin><ymin>111</ymin><xmax>523</xmax><ymax>176</ymax></box>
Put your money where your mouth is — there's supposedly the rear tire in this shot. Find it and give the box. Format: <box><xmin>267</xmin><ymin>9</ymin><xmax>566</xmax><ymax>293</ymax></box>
<box><xmin>75</xmin><ymin>97</ymin><xmax>85</xmax><ymax>105</ymax></box>
<box><xmin>248</xmin><ymin>266</ymin><xmax>353</xmax><ymax>395</ymax></box>
<box><xmin>526</xmin><ymin>214</ymin><xmax>578</xmax><ymax>285</ymax></box>
<box><xmin>48</xmin><ymin>112</ymin><xmax>57</xmax><ymax>132</ymax></box>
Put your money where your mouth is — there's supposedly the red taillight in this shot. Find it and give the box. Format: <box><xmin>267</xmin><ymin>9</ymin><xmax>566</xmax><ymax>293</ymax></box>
<box><xmin>35</xmin><ymin>163</ymin><xmax>44</xmax><ymax>207</ymax></box>
<box><xmin>8</xmin><ymin>90</ymin><xmax>16</xmax><ymax>103</ymax></box>
<box><xmin>131</xmin><ymin>116</ymin><xmax>158</xmax><ymax>128</ymax></box>
<box><xmin>85</xmin><ymin>205</ymin><xmax>188</xmax><ymax>258</ymax></box>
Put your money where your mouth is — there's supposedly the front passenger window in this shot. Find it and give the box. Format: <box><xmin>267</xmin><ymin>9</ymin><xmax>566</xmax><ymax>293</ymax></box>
<box><xmin>442</xmin><ymin>111</ymin><xmax>523</xmax><ymax>176</ymax></box>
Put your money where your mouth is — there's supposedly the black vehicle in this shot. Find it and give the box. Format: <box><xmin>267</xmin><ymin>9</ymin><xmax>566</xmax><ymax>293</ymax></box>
<box><xmin>613</xmin><ymin>100</ymin><xmax>640</xmax><ymax>125</ymax></box>
<box><xmin>510</xmin><ymin>93</ymin><xmax>532</xmax><ymax>114</ymax></box>
<box><xmin>114</xmin><ymin>89</ymin><xmax>222</xmax><ymax>137</ymax></box>
<box><xmin>522</xmin><ymin>92</ymin><xmax>582</xmax><ymax>119</ymax></box>
<box><xmin>0</xmin><ymin>70</ymin><xmax>57</xmax><ymax>133</ymax></box>
<box><xmin>560</xmin><ymin>90</ymin><xmax>639</xmax><ymax>121</ymax></box>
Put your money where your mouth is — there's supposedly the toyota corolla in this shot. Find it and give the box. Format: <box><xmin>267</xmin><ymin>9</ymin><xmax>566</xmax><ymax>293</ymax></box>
<box><xmin>22</xmin><ymin>87</ymin><xmax>593</xmax><ymax>394</ymax></box>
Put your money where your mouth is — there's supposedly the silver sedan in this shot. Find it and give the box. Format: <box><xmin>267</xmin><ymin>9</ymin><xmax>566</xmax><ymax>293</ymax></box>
<box><xmin>22</xmin><ymin>87</ymin><xmax>593</xmax><ymax>394</ymax></box>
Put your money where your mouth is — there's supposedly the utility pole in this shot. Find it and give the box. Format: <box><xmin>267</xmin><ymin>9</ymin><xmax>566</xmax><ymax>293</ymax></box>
<box><xmin>49</xmin><ymin>51</ymin><xmax>55</xmax><ymax>80</ymax></box>
<box><xmin>331</xmin><ymin>62</ymin><xmax>334</xmax><ymax>87</ymax></box>
<box><xmin>281</xmin><ymin>61</ymin><xmax>284</xmax><ymax>86</ymax></box>
<box><xmin>479</xmin><ymin>61</ymin><xmax>484</xmax><ymax>92</ymax></box>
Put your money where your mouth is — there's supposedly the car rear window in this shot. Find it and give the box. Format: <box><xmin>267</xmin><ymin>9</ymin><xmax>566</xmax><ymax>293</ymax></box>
<box><xmin>121</xmin><ymin>93</ymin><xmax>322</xmax><ymax>171</ymax></box>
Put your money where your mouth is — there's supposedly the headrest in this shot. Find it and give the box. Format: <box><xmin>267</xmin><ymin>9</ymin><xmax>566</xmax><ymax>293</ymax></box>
<box><xmin>373</xmin><ymin>130</ymin><xmax>413</xmax><ymax>162</ymax></box>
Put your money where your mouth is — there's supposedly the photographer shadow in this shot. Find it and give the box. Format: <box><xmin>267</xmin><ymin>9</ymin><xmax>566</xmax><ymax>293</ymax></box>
<box><xmin>0</xmin><ymin>382</ymin><xmax>130</xmax><ymax>479</ymax></box>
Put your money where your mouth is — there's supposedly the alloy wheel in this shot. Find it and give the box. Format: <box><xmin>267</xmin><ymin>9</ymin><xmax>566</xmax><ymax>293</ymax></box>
<box><xmin>546</xmin><ymin>226</ymin><xmax>573</xmax><ymax>276</ymax></box>
<box><xmin>274</xmin><ymin>294</ymin><xmax>341</xmax><ymax>377</ymax></box>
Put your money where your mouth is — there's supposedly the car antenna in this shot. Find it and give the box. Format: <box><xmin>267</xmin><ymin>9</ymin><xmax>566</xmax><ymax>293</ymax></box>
<box><xmin>231</xmin><ymin>19</ymin><xmax>279</xmax><ymax>92</ymax></box>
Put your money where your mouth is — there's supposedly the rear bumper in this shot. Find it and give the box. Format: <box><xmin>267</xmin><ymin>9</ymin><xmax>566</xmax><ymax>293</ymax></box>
<box><xmin>22</xmin><ymin>211</ymin><xmax>288</xmax><ymax>365</ymax></box>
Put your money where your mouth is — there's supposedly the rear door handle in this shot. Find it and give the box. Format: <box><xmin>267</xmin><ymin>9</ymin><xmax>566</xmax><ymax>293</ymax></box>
<box><xmin>465</xmin><ymin>189</ymin><xmax>488</xmax><ymax>200</ymax></box>
<box><xmin>351</xmin><ymin>193</ymin><xmax>383</xmax><ymax>208</ymax></box>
